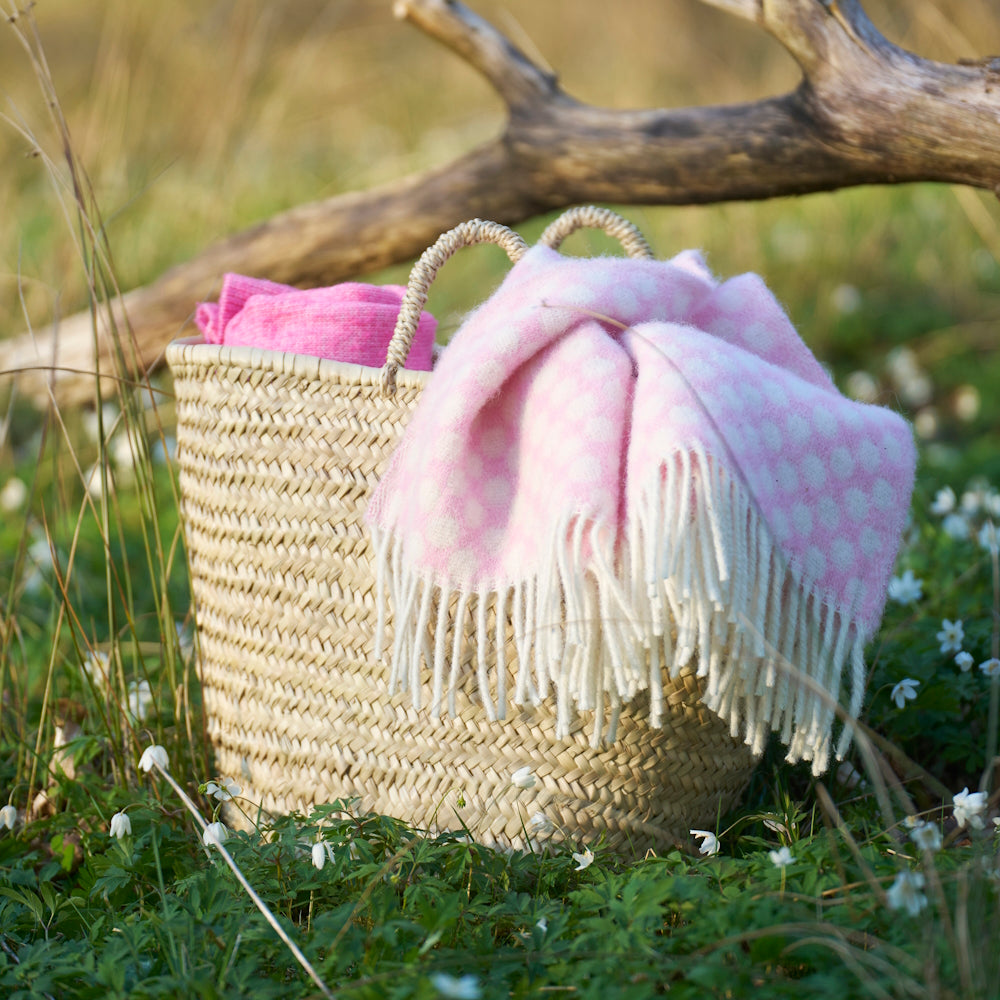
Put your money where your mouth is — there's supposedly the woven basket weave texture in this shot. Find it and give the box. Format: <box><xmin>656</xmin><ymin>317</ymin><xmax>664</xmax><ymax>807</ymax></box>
<box><xmin>166</xmin><ymin>211</ymin><xmax>758</xmax><ymax>853</ymax></box>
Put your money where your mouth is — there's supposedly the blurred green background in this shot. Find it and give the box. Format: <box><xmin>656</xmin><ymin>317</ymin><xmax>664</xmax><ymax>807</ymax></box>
<box><xmin>2</xmin><ymin>0</ymin><xmax>999</xmax><ymax>487</ymax></box>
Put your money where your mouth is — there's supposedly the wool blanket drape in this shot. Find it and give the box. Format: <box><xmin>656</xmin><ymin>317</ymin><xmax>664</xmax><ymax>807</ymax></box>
<box><xmin>367</xmin><ymin>245</ymin><xmax>916</xmax><ymax>773</ymax></box>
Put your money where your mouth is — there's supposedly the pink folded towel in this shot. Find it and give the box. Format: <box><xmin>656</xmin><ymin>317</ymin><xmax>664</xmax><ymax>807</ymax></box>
<box><xmin>368</xmin><ymin>244</ymin><xmax>916</xmax><ymax>773</ymax></box>
<box><xmin>195</xmin><ymin>274</ymin><xmax>436</xmax><ymax>370</ymax></box>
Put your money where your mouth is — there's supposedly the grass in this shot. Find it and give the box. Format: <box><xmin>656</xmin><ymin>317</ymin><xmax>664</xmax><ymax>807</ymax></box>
<box><xmin>3</xmin><ymin>0</ymin><xmax>1000</xmax><ymax>997</ymax></box>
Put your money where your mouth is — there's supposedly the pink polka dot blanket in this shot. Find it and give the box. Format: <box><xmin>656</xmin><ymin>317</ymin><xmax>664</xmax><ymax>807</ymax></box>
<box><xmin>196</xmin><ymin>273</ymin><xmax>436</xmax><ymax>370</ymax></box>
<box><xmin>366</xmin><ymin>245</ymin><xmax>916</xmax><ymax>774</ymax></box>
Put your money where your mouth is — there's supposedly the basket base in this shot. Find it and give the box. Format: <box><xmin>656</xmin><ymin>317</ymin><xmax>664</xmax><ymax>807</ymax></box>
<box><xmin>205</xmin><ymin>669</ymin><xmax>757</xmax><ymax>855</ymax></box>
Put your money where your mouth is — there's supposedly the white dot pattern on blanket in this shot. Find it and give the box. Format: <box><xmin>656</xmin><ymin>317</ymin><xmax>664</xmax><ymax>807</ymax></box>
<box><xmin>817</xmin><ymin>495</ymin><xmax>841</xmax><ymax>531</ymax></box>
<box><xmin>791</xmin><ymin>502</ymin><xmax>813</xmax><ymax>538</ymax></box>
<box><xmin>370</xmin><ymin>243</ymin><xmax>915</xmax><ymax>653</ymax></box>
<box><xmin>830</xmin><ymin>446</ymin><xmax>855</xmax><ymax>480</ymax></box>
<box><xmin>831</xmin><ymin>537</ymin><xmax>856</xmax><ymax>572</ymax></box>
<box><xmin>801</xmin><ymin>453</ymin><xmax>827</xmax><ymax>491</ymax></box>
<box><xmin>761</xmin><ymin>422</ymin><xmax>783</xmax><ymax>452</ymax></box>
<box><xmin>777</xmin><ymin>460</ymin><xmax>799</xmax><ymax>493</ymax></box>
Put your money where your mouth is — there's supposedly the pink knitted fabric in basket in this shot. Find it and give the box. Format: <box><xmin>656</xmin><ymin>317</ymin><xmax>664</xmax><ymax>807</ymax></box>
<box><xmin>195</xmin><ymin>274</ymin><xmax>436</xmax><ymax>370</ymax></box>
<box><xmin>368</xmin><ymin>245</ymin><xmax>916</xmax><ymax>773</ymax></box>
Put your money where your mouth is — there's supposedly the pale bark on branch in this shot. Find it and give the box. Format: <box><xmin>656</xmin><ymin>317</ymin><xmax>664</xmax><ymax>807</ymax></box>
<box><xmin>7</xmin><ymin>0</ymin><xmax>1000</xmax><ymax>404</ymax></box>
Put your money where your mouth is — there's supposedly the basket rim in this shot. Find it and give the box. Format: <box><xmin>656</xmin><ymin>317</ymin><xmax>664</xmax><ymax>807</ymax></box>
<box><xmin>165</xmin><ymin>335</ymin><xmax>432</xmax><ymax>391</ymax></box>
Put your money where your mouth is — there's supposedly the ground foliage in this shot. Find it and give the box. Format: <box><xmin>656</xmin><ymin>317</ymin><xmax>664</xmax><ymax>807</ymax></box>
<box><xmin>3</xmin><ymin>2</ymin><xmax>1000</xmax><ymax>998</ymax></box>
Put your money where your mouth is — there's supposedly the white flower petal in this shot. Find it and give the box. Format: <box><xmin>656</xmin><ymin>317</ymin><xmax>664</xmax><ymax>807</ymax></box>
<box><xmin>529</xmin><ymin>811</ymin><xmax>554</xmax><ymax>835</ymax></box>
<box><xmin>942</xmin><ymin>513</ymin><xmax>970</xmax><ymax>539</ymax></box>
<box><xmin>930</xmin><ymin>487</ymin><xmax>956</xmax><ymax>516</ymax></box>
<box><xmin>768</xmin><ymin>846</ymin><xmax>794</xmax><ymax>867</ymax></box>
<box><xmin>203</xmin><ymin>821</ymin><xmax>228</xmax><ymax>847</ymax></box>
<box><xmin>980</xmin><ymin>658</ymin><xmax>1000</xmax><ymax>678</ymax></box>
<box><xmin>511</xmin><ymin>766</ymin><xmax>536</xmax><ymax>789</ymax></box>
<box><xmin>936</xmin><ymin>619</ymin><xmax>964</xmax><ymax>655</ymax></box>
<box><xmin>429</xmin><ymin>973</ymin><xmax>482</xmax><ymax>1000</ymax></box>
<box><xmin>980</xmin><ymin>521</ymin><xmax>999</xmax><ymax>555</ymax></box>
<box><xmin>890</xmin><ymin>678</ymin><xmax>919</xmax><ymax>710</ymax></box>
<box><xmin>887</xmin><ymin>570</ymin><xmax>923</xmax><ymax>606</ymax></box>
<box><xmin>138</xmin><ymin>744</ymin><xmax>169</xmax><ymax>773</ymax></box>
<box><xmin>953</xmin><ymin>787</ymin><xmax>988</xmax><ymax>830</ymax></box>
<box><xmin>690</xmin><ymin>829</ymin><xmax>720</xmax><ymax>855</ymax></box>
<box><xmin>312</xmin><ymin>842</ymin><xmax>326</xmax><ymax>870</ymax></box>
<box><xmin>910</xmin><ymin>821</ymin><xmax>942</xmax><ymax>853</ymax></box>
<box><xmin>109</xmin><ymin>811</ymin><xmax>132</xmax><ymax>840</ymax></box>
<box><xmin>886</xmin><ymin>871</ymin><xmax>927</xmax><ymax>915</ymax></box>
<box><xmin>0</xmin><ymin>478</ymin><xmax>27</xmax><ymax>513</ymax></box>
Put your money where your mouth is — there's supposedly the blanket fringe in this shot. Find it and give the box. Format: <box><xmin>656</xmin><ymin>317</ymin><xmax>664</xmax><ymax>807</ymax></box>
<box><xmin>371</xmin><ymin>447</ymin><xmax>868</xmax><ymax>775</ymax></box>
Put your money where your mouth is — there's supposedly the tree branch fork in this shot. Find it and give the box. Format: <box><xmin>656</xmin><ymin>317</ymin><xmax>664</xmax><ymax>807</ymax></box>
<box><xmin>7</xmin><ymin>0</ymin><xmax>1000</xmax><ymax>403</ymax></box>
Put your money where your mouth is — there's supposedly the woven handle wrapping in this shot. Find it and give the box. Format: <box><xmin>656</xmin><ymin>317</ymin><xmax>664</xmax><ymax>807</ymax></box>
<box><xmin>380</xmin><ymin>220</ymin><xmax>529</xmax><ymax>396</ymax></box>
<box><xmin>538</xmin><ymin>205</ymin><xmax>654</xmax><ymax>259</ymax></box>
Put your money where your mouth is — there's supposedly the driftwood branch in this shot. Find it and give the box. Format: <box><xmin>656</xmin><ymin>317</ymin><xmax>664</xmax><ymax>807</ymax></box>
<box><xmin>8</xmin><ymin>0</ymin><xmax>1000</xmax><ymax>404</ymax></box>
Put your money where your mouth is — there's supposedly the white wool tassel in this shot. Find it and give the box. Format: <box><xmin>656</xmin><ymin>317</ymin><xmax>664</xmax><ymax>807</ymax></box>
<box><xmin>431</xmin><ymin>590</ymin><xmax>450</xmax><ymax>716</ymax></box>
<box><xmin>447</xmin><ymin>591</ymin><xmax>470</xmax><ymax>717</ymax></box>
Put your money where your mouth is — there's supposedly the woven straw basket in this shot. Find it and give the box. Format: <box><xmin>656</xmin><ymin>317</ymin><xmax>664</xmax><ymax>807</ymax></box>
<box><xmin>167</xmin><ymin>207</ymin><xmax>757</xmax><ymax>853</ymax></box>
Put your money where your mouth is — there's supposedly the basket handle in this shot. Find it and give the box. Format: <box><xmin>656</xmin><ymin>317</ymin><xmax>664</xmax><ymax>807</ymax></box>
<box><xmin>538</xmin><ymin>205</ymin><xmax>654</xmax><ymax>259</ymax></box>
<box><xmin>381</xmin><ymin>219</ymin><xmax>529</xmax><ymax>396</ymax></box>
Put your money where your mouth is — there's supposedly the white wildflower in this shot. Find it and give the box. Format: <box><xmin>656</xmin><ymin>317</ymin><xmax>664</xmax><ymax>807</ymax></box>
<box><xmin>768</xmin><ymin>846</ymin><xmax>794</xmax><ymax>868</ymax></box>
<box><xmin>510</xmin><ymin>766</ymin><xmax>536</xmax><ymax>790</ymax></box>
<box><xmin>535</xmin><ymin>917</ymin><xmax>548</xmax><ymax>934</ymax></box>
<box><xmin>28</xmin><ymin>536</ymin><xmax>53</xmax><ymax>569</ymax></box>
<box><xmin>138</xmin><ymin>744</ymin><xmax>169</xmax><ymax>773</ymax></box>
<box><xmin>205</xmin><ymin>777</ymin><xmax>242</xmax><ymax>801</ymax></box>
<box><xmin>0</xmin><ymin>804</ymin><xmax>17</xmax><ymax>830</ymax></box>
<box><xmin>24</xmin><ymin>536</ymin><xmax>54</xmax><ymax>593</ymax></box>
<box><xmin>111</xmin><ymin>434</ymin><xmax>136</xmax><ymax>476</ymax></box>
<box><xmin>887</xmin><ymin>570</ymin><xmax>923</xmax><ymax>605</ymax></box>
<box><xmin>175</xmin><ymin>621</ymin><xmax>195</xmax><ymax>662</ymax></box>
<box><xmin>955</xmin><ymin>651</ymin><xmax>974</xmax><ymax>672</ymax></box>
<box><xmin>84</xmin><ymin>463</ymin><xmax>107</xmax><ymax>500</ymax></box>
<box><xmin>890</xmin><ymin>678</ymin><xmax>919</xmax><ymax>709</ymax></box>
<box><xmin>109</xmin><ymin>811</ymin><xmax>132</xmax><ymax>840</ymax></box>
<box><xmin>953</xmin><ymin>787</ymin><xmax>988</xmax><ymax>830</ymax></box>
<box><xmin>690</xmin><ymin>829</ymin><xmax>720</xmax><ymax>856</ymax></box>
<box><xmin>929</xmin><ymin>487</ymin><xmax>956</xmax><ymax>516</ymax></box>
<box><xmin>430</xmin><ymin>973</ymin><xmax>482</xmax><ymax>1000</ymax></box>
<box><xmin>845</xmin><ymin>370</ymin><xmax>879</xmax><ymax>403</ymax></box>
<box><xmin>831</xmin><ymin>284</ymin><xmax>862</xmax><ymax>315</ymax></box>
<box><xmin>910</xmin><ymin>821</ymin><xmax>942</xmax><ymax>853</ymax></box>
<box><xmin>886</xmin><ymin>871</ymin><xmax>927</xmax><ymax>915</ymax></box>
<box><xmin>942</xmin><ymin>513</ymin><xmax>970</xmax><ymax>539</ymax></box>
<box><xmin>572</xmin><ymin>848</ymin><xmax>595</xmax><ymax>871</ymax></box>
<box><xmin>0</xmin><ymin>477</ymin><xmax>27</xmax><ymax>514</ymax></box>
<box><xmin>529</xmin><ymin>811</ymin><xmax>554</xmax><ymax>835</ymax></box>
<box><xmin>962</xmin><ymin>487</ymin><xmax>985</xmax><ymax>515</ymax></box>
<box><xmin>936</xmin><ymin>619</ymin><xmax>964</xmax><ymax>654</ymax></box>
<box><xmin>312</xmin><ymin>841</ymin><xmax>327</xmax><ymax>870</ymax></box>
<box><xmin>127</xmin><ymin>679</ymin><xmax>153</xmax><ymax>722</ymax></box>
<box><xmin>979</xmin><ymin>521</ymin><xmax>999</xmax><ymax>555</ymax></box>
<box><xmin>954</xmin><ymin>385</ymin><xmax>981</xmax><ymax>422</ymax></box>
<box><xmin>82</xmin><ymin>403</ymin><xmax>119</xmax><ymax>444</ymax></box>
<box><xmin>203</xmin><ymin>821</ymin><xmax>229</xmax><ymax>848</ymax></box>
<box><xmin>82</xmin><ymin>650</ymin><xmax>111</xmax><ymax>689</ymax></box>
<box><xmin>913</xmin><ymin>409</ymin><xmax>937</xmax><ymax>440</ymax></box>
<box><xmin>982</xmin><ymin>658</ymin><xmax>1000</xmax><ymax>678</ymax></box>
